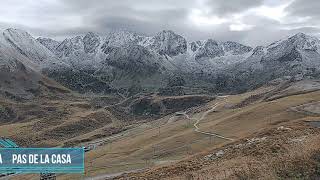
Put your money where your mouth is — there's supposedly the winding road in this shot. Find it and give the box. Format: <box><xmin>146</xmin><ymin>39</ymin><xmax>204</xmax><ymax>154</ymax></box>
<box><xmin>192</xmin><ymin>103</ymin><xmax>234</xmax><ymax>141</ymax></box>
<box><xmin>86</xmin><ymin>96</ymin><xmax>234</xmax><ymax>179</ymax></box>
<box><xmin>175</xmin><ymin>96</ymin><xmax>234</xmax><ymax>141</ymax></box>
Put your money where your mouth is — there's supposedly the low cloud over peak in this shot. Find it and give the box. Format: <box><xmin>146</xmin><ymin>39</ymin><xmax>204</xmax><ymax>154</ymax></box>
<box><xmin>0</xmin><ymin>0</ymin><xmax>320</xmax><ymax>46</ymax></box>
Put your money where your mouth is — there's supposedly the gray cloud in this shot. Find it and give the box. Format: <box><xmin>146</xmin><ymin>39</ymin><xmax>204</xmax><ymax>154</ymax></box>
<box><xmin>205</xmin><ymin>0</ymin><xmax>264</xmax><ymax>16</ymax></box>
<box><xmin>286</xmin><ymin>0</ymin><xmax>320</xmax><ymax>18</ymax></box>
<box><xmin>0</xmin><ymin>0</ymin><xmax>320</xmax><ymax>46</ymax></box>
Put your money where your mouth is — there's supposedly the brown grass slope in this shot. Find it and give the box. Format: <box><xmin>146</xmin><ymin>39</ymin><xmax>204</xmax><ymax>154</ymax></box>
<box><xmin>112</xmin><ymin>80</ymin><xmax>320</xmax><ymax>180</ymax></box>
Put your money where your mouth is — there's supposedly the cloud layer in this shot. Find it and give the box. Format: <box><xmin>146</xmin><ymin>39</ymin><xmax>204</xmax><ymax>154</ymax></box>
<box><xmin>0</xmin><ymin>0</ymin><xmax>319</xmax><ymax>46</ymax></box>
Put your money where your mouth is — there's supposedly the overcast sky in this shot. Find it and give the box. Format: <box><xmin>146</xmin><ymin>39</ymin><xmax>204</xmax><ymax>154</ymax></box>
<box><xmin>0</xmin><ymin>0</ymin><xmax>319</xmax><ymax>46</ymax></box>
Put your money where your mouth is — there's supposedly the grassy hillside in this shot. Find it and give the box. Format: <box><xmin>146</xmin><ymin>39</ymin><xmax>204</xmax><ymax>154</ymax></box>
<box><xmin>7</xmin><ymin>80</ymin><xmax>320</xmax><ymax>180</ymax></box>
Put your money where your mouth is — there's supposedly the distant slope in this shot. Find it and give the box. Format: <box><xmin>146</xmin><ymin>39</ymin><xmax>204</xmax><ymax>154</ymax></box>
<box><xmin>0</xmin><ymin>29</ymin><xmax>70</xmax><ymax>100</ymax></box>
<box><xmin>0</xmin><ymin>28</ymin><xmax>115</xmax><ymax>94</ymax></box>
<box><xmin>216</xmin><ymin>33</ymin><xmax>320</xmax><ymax>93</ymax></box>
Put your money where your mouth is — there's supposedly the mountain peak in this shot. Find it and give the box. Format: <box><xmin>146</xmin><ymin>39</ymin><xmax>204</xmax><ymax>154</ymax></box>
<box><xmin>85</xmin><ymin>31</ymin><xmax>98</xmax><ymax>36</ymax></box>
<box><xmin>83</xmin><ymin>32</ymin><xmax>100</xmax><ymax>53</ymax></box>
<box><xmin>289</xmin><ymin>32</ymin><xmax>312</xmax><ymax>41</ymax></box>
<box><xmin>5</xmin><ymin>28</ymin><xmax>27</xmax><ymax>33</ymax></box>
<box><xmin>206</xmin><ymin>39</ymin><xmax>219</xmax><ymax>46</ymax></box>
<box><xmin>37</xmin><ymin>37</ymin><xmax>61</xmax><ymax>53</ymax></box>
<box><xmin>2</xmin><ymin>28</ymin><xmax>61</xmax><ymax>71</ymax></box>
<box><xmin>150</xmin><ymin>30</ymin><xmax>187</xmax><ymax>56</ymax></box>
<box><xmin>293</xmin><ymin>32</ymin><xmax>307</xmax><ymax>37</ymax></box>
<box><xmin>157</xmin><ymin>30</ymin><xmax>175</xmax><ymax>35</ymax></box>
<box><xmin>104</xmin><ymin>30</ymin><xmax>143</xmax><ymax>47</ymax></box>
<box><xmin>222</xmin><ymin>41</ymin><xmax>253</xmax><ymax>55</ymax></box>
<box><xmin>194</xmin><ymin>39</ymin><xmax>224</xmax><ymax>60</ymax></box>
<box><xmin>288</xmin><ymin>32</ymin><xmax>320</xmax><ymax>43</ymax></box>
<box><xmin>266</xmin><ymin>32</ymin><xmax>320</xmax><ymax>52</ymax></box>
<box><xmin>289</xmin><ymin>32</ymin><xmax>320</xmax><ymax>51</ymax></box>
<box><xmin>3</xmin><ymin>28</ymin><xmax>33</xmax><ymax>40</ymax></box>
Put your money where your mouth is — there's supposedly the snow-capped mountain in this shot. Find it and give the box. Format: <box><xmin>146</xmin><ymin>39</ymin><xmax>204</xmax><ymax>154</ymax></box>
<box><xmin>37</xmin><ymin>37</ymin><xmax>61</xmax><ymax>54</ymax></box>
<box><xmin>60</xmin><ymin>30</ymin><xmax>253</xmax><ymax>89</ymax></box>
<box><xmin>219</xmin><ymin>32</ymin><xmax>320</xmax><ymax>92</ymax></box>
<box><xmin>262</xmin><ymin>32</ymin><xmax>320</xmax><ymax>65</ymax></box>
<box><xmin>83</xmin><ymin>32</ymin><xmax>101</xmax><ymax>54</ymax></box>
<box><xmin>0</xmin><ymin>29</ymin><xmax>70</xmax><ymax>99</ymax></box>
<box><xmin>189</xmin><ymin>39</ymin><xmax>252</xmax><ymax>59</ymax></box>
<box><xmin>2</xmin><ymin>28</ymin><xmax>65</xmax><ymax>71</ymax></box>
<box><xmin>147</xmin><ymin>30</ymin><xmax>187</xmax><ymax>56</ymax></box>
<box><xmin>103</xmin><ymin>30</ymin><xmax>145</xmax><ymax>47</ymax></box>
<box><xmin>1</xmin><ymin>27</ymin><xmax>320</xmax><ymax>95</ymax></box>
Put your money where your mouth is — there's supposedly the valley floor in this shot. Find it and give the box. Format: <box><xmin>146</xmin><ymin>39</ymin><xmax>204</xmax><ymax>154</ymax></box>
<box><xmin>3</xmin><ymin>80</ymin><xmax>320</xmax><ymax>180</ymax></box>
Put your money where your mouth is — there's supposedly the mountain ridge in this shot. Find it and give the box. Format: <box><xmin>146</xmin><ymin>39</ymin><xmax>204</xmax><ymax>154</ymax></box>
<box><xmin>1</xmin><ymin>27</ymin><xmax>320</xmax><ymax>95</ymax></box>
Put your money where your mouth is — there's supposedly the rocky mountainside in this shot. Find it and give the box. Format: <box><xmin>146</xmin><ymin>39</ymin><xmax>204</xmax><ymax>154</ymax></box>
<box><xmin>1</xmin><ymin>27</ymin><xmax>320</xmax><ymax>95</ymax></box>
<box><xmin>0</xmin><ymin>30</ymin><xmax>70</xmax><ymax>100</ymax></box>
<box><xmin>36</xmin><ymin>29</ymin><xmax>254</xmax><ymax>92</ymax></box>
<box><xmin>219</xmin><ymin>32</ymin><xmax>320</xmax><ymax>93</ymax></box>
<box><xmin>2</xmin><ymin>28</ymin><xmax>66</xmax><ymax>71</ymax></box>
<box><xmin>147</xmin><ymin>30</ymin><xmax>187</xmax><ymax>56</ymax></box>
<box><xmin>37</xmin><ymin>37</ymin><xmax>61</xmax><ymax>54</ymax></box>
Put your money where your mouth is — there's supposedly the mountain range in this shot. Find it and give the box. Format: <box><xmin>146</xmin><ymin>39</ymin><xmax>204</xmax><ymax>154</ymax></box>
<box><xmin>1</xmin><ymin>28</ymin><xmax>320</xmax><ymax>99</ymax></box>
